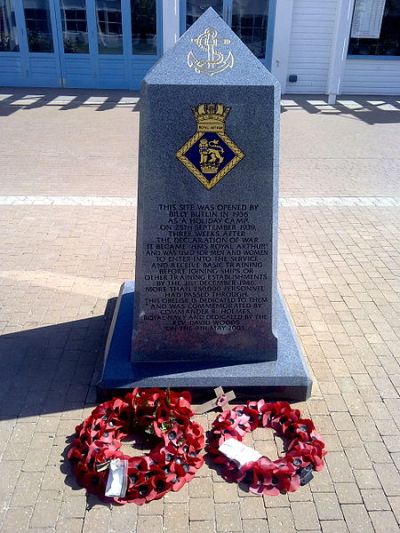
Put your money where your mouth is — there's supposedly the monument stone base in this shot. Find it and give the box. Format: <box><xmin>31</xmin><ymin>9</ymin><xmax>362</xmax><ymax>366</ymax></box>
<box><xmin>97</xmin><ymin>282</ymin><xmax>312</xmax><ymax>402</ymax></box>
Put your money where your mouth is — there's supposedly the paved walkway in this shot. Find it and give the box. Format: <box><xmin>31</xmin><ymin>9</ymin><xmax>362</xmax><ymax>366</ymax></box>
<box><xmin>0</xmin><ymin>88</ymin><xmax>400</xmax><ymax>532</ymax></box>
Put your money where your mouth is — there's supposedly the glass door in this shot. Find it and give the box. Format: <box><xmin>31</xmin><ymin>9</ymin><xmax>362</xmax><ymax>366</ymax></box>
<box><xmin>181</xmin><ymin>0</ymin><xmax>275</xmax><ymax>69</ymax></box>
<box><xmin>54</xmin><ymin>0</ymin><xmax>97</xmax><ymax>88</ymax></box>
<box><xmin>19</xmin><ymin>0</ymin><xmax>62</xmax><ymax>85</ymax></box>
<box><xmin>94</xmin><ymin>0</ymin><xmax>128</xmax><ymax>87</ymax></box>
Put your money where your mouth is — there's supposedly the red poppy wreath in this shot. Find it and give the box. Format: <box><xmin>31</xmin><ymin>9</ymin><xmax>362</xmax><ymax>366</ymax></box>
<box><xmin>68</xmin><ymin>388</ymin><xmax>205</xmax><ymax>504</ymax></box>
<box><xmin>207</xmin><ymin>400</ymin><xmax>326</xmax><ymax>495</ymax></box>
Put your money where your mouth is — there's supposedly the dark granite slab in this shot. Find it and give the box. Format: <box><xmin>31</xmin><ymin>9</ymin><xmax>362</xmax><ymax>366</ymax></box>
<box><xmin>97</xmin><ymin>282</ymin><xmax>312</xmax><ymax>401</ymax></box>
<box><xmin>133</xmin><ymin>8</ymin><xmax>281</xmax><ymax>364</ymax></box>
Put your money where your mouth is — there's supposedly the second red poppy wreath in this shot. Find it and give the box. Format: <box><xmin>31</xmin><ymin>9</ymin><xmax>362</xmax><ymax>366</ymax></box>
<box><xmin>68</xmin><ymin>388</ymin><xmax>205</xmax><ymax>504</ymax></box>
<box><xmin>207</xmin><ymin>400</ymin><xmax>326</xmax><ymax>495</ymax></box>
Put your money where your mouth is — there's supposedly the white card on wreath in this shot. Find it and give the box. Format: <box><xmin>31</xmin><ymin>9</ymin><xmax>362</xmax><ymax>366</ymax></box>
<box><xmin>105</xmin><ymin>458</ymin><xmax>128</xmax><ymax>498</ymax></box>
<box><xmin>219</xmin><ymin>438</ymin><xmax>262</xmax><ymax>469</ymax></box>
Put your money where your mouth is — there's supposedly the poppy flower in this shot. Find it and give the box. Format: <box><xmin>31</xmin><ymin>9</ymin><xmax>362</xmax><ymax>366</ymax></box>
<box><xmin>292</xmin><ymin>419</ymin><xmax>315</xmax><ymax>441</ymax></box>
<box><xmin>82</xmin><ymin>470</ymin><xmax>107</xmax><ymax>496</ymax></box>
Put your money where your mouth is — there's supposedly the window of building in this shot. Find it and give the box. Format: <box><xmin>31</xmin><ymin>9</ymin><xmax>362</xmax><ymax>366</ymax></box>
<box><xmin>23</xmin><ymin>0</ymin><xmax>54</xmax><ymax>52</ymax></box>
<box><xmin>60</xmin><ymin>0</ymin><xmax>89</xmax><ymax>54</ymax></box>
<box><xmin>131</xmin><ymin>0</ymin><xmax>157</xmax><ymax>55</ymax></box>
<box><xmin>96</xmin><ymin>0</ymin><xmax>123</xmax><ymax>54</ymax></box>
<box><xmin>231</xmin><ymin>0</ymin><xmax>268</xmax><ymax>59</ymax></box>
<box><xmin>0</xmin><ymin>0</ymin><xmax>19</xmax><ymax>51</ymax></box>
<box><xmin>185</xmin><ymin>0</ymin><xmax>223</xmax><ymax>29</ymax></box>
<box><xmin>349</xmin><ymin>0</ymin><xmax>400</xmax><ymax>57</ymax></box>
<box><xmin>183</xmin><ymin>1</ymin><xmax>270</xmax><ymax>61</ymax></box>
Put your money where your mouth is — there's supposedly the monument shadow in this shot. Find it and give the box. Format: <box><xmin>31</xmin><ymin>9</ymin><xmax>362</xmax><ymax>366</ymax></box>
<box><xmin>0</xmin><ymin>299</ymin><xmax>116</xmax><ymax>421</ymax></box>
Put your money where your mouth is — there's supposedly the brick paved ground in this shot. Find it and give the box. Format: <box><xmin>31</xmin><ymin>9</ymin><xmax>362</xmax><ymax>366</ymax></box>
<box><xmin>0</xmin><ymin>88</ymin><xmax>400</xmax><ymax>532</ymax></box>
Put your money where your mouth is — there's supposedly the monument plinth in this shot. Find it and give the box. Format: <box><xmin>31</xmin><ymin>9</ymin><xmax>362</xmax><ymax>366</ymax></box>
<box><xmin>98</xmin><ymin>9</ymin><xmax>312</xmax><ymax>401</ymax></box>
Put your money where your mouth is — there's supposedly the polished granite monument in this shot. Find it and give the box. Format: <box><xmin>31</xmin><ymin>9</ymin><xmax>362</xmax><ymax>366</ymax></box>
<box><xmin>97</xmin><ymin>8</ymin><xmax>312</xmax><ymax>401</ymax></box>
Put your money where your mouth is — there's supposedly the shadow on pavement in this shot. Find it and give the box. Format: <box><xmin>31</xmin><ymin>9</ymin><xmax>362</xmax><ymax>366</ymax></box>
<box><xmin>0</xmin><ymin>298</ymin><xmax>116</xmax><ymax>421</ymax></box>
<box><xmin>0</xmin><ymin>87</ymin><xmax>141</xmax><ymax>116</ymax></box>
<box><xmin>0</xmin><ymin>87</ymin><xmax>400</xmax><ymax>125</ymax></box>
<box><xmin>0</xmin><ymin>88</ymin><xmax>399</xmax><ymax>124</ymax></box>
<box><xmin>280</xmin><ymin>95</ymin><xmax>400</xmax><ymax>125</ymax></box>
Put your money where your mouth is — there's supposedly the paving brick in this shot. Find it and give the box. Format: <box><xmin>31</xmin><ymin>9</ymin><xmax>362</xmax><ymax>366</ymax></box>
<box><xmin>369</xmin><ymin>510</ymin><xmax>399</xmax><ymax>533</ymax></box>
<box><xmin>239</xmin><ymin>497</ymin><xmax>266</xmax><ymax>520</ymax></box>
<box><xmin>341</xmin><ymin>504</ymin><xmax>374</xmax><ymax>533</ymax></box>
<box><xmin>288</xmin><ymin>485</ymin><xmax>313</xmax><ymax>502</ymax></box>
<box><xmin>309</xmin><ymin>466</ymin><xmax>335</xmax><ymax>493</ymax></box>
<box><xmin>375</xmin><ymin>418</ymin><xmax>400</xmax><ymax>436</ymax></box>
<box><xmin>189</xmin><ymin>476</ymin><xmax>213</xmax><ymax>498</ymax></box>
<box><xmin>321</xmin><ymin>520</ymin><xmax>349</xmax><ymax>533</ymax></box>
<box><xmin>136</xmin><ymin>515</ymin><xmax>163</xmax><ymax>533</ymax></box>
<box><xmin>290</xmin><ymin>501</ymin><xmax>319</xmax><ymax>530</ymax></box>
<box><xmin>165</xmin><ymin>483</ymin><xmax>189</xmax><ymax>503</ymax></box>
<box><xmin>215</xmin><ymin>503</ymin><xmax>242</xmax><ymax>532</ymax></box>
<box><xmin>1</xmin><ymin>507</ymin><xmax>33</xmax><ymax>533</ymax></box>
<box><xmin>354</xmin><ymin>469</ymin><xmax>382</xmax><ymax>490</ymax></box>
<box><xmin>30</xmin><ymin>490</ymin><xmax>62</xmax><ymax>528</ymax></box>
<box><xmin>322</xmin><ymin>433</ymin><xmax>342</xmax><ymax>452</ymax></box>
<box><xmin>41</xmin><ymin>464</ymin><xmax>65</xmax><ymax>491</ymax></box>
<box><xmin>164</xmin><ymin>503</ymin><xmax>189</xmax><ymax>533</ymax></box>
<box><xmin>361</xmin><ymin>489</ymin><xmax>390</xmax><ymax>511</ymax></box>
<box><xmin>267</xmin><ymin>507</ymin><xmax>295</xmax><ymax>533</ymax></box>
<box><xmin>383</xmin><ymin>436</ymin><xmax>400</xmax><ymax>453</ymax></box>
<box><xmin>325</xmin><ymin>452</ymin><xmax>354</xmax><ymax>483</ymax></box>
<box><xmin>331</xmin><ymin>412</ymin><xmax>356</xmax><ymax>431</ymax></box>
<box><xmin>214</xmin><ymin>483</ymin><xmax>239</xmax><ymax>503</ymax></box>
<box><xmin>243</xmin><ymin>518</ymin><xmax>269</xmax><ymax>533</ymax></box>
<box><xmin>388</xmin><ymin>496</ymin><xmax>400</xmax><ymax>523</ymax></box>
<box><xmin>352</xmin><ymin>416</ymin><xmax>381</xmax><ymax>442</ymax></box>
<box><xmin>375</xmin><ymin>463</ymin><xmax>400</xmax><ymax>496</ymax></box>
<box><xmin>10</xmin><ymin>471</ymin><xmax>43</xmax><ymax>507</ymax></box>
<box><xmin>137</xmin><ymin>498</ymin><xmax>163</xmax><ymax>516</ymax></box>
<box><xmin>345</xmin><ymin>447</ymin><xmax>373</xmax><ymax>470</ymax></box>
<box><xmin>60</xmin><ymin>494</ymin><xmax>87</xmax><ymax>519</ymax></box>
<box><xmin>56</xmin><ymin>517</ymin><xmax>84</xmax><ymax>532</ymax></box>
<box><xmin>366</xmin><ymin>401</ymin><xmax>393</xmax><ymax>420</ymax></box>
<box><xmin>189</xmin><ymin>521</ymin><xmax>216</xmax><ymax>533</ymax></box>
<box><xmin>263</xmin><ymin>494</ymin><xmax>290</xmax><ymax>508</ymax></box>
<box><xmin>364</xmin><ymin>441</ymin><xmax>393</xmax><ymax>463</ymax></box>
<box><xmin>83</xmin><ymin>507</ymin><xmax>111</xmax><ymax>532</ymax></box>
<box><xmin>338</xmin><ymin>430</ymin><xmax>363</xmax><ymax>449</ymax></box>
<box><xmin>109</xmin><ymin>504</ymin><xmax>137</xmax><ymax>532</ymax></box>
<box><xmin>189</xmin><ymin>497</ymin><xmax>215</xmax><ymax>521</ymax></box>
<box><xmin>313</xmin><ymin>492</ymin><xmax>343</xmax><ymax>520</ymax></box>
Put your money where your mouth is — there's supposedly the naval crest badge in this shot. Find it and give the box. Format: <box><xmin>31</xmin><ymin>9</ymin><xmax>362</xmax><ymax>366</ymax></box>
<box><xmin>187</xmin><ymin>27</ymin><xmax>234</xmax><ymax>76</ymax></box>
<box><xmin>176</xmin><ymin>104</ymin><xmax>245</xmax><ymax>190</ymax></box>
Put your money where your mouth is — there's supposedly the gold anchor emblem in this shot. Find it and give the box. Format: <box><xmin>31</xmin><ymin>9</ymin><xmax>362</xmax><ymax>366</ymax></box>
<box><xmin>187</xmin><ymin>27</ymin><xmax>234</xmax><ymax>76</ymax></box>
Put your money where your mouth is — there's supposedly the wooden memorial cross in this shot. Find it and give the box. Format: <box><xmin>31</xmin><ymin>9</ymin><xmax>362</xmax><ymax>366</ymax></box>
<box><xmin>194</xmin><ymin>387</ymin><xmax>236</xmax><ymax>414</ymax></box>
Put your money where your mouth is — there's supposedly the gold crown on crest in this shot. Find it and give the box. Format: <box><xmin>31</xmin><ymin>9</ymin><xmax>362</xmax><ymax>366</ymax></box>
<box><xmin>192</xmin><ymin>103</ymin><xmax>231</xmax><ymax>133</ymax></box>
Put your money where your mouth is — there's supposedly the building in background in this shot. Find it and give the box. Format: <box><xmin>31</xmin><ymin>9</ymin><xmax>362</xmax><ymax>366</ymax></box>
<box><xmin>0</xmin><ymin>0</ymin><xmax>399</xmax><ymax>98</ymax></box>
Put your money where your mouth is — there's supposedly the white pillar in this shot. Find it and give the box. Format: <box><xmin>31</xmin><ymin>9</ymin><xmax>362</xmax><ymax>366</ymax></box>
<box><xmin>327</xmin><ymin>0</ymin><xmax>355</xmax><ymax>103</ymax></box>
<box><xmin>270</xmin><ymin>0</ymin><xmax>294</xmax><ymax>94</ymax></box>
<box><xmin>162</xmin><ymin>0</ymin><xmax>181</xmax><ymax>53</ymax></box>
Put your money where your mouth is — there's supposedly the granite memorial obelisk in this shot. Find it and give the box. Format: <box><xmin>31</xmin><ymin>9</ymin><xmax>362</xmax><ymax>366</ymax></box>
<box><xmin>98</xmin><ymin>8</ymin><xmax>312</xmax><ymax>400</ymax></box>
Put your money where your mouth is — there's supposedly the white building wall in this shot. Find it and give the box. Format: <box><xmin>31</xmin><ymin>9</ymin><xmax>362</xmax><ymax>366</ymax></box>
<box><xmin>342</xmin><ymin>59</ymin><xmax>400</xmax><ymax>95</ymax></box>
<box><xmin>284</xmin><ymin>0</ymin><xmax>339</xmax><ymax>94</ymax></box>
